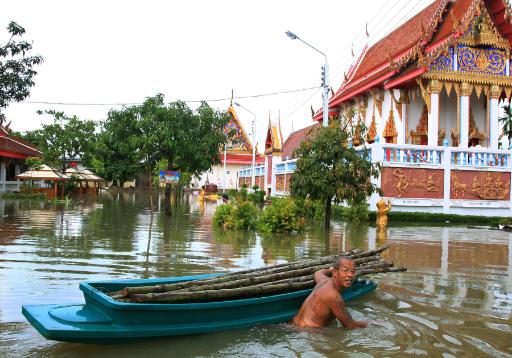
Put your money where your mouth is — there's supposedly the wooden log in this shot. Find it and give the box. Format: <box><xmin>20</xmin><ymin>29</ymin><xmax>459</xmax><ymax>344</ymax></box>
<box><xmin>130</xmin><ymin>280</ymin><xmax>316</xmax><ymax>303</ymax></box>
<box><xmin>121</xmin><ymin>254</ymin><xmax>383</xmax><ymax>297</ymax></box>
<box><xmin>119</xmin><ymin>251</ymin><xmax>382</xmax><ymax>297</ymax></box>
<box><xmin>129</xmin><ymin>266</ymin><xmax>406</xmax><ymax>303</ymax></box>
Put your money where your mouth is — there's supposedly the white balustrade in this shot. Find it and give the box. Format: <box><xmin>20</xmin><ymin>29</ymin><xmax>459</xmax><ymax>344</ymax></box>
<box><xmin>380</xmin><ymin>144</ymin><xmax>444</xmax><ymax>166</ymax></box>
<box><xmin>0</xmin><ymin>181</ymin><xmax>20</xmax><ymax>192</ymax></box>
<box><xmin>450</xmin><ymin>148</ymin><xmax>510</xmax><ymax>168</ymax></box>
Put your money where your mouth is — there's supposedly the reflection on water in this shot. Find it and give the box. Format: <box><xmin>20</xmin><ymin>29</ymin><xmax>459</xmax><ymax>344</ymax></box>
<box><xmin>0</xmin><ymin>191</ymin><xmax>511</xmax><ymax>357</ymax></box>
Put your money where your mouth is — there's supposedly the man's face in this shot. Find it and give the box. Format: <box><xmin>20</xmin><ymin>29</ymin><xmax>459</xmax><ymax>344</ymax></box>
<box><xmin>334</xmin><ymin>259</ymin><xmax>356</xmax><ymax>288</ymax></box>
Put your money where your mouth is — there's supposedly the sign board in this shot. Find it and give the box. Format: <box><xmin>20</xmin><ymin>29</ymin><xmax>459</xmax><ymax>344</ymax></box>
<box><xmin>159</xmin><ymin>170</ymin><xmax>180</xmax><ymax>184</ymax></box>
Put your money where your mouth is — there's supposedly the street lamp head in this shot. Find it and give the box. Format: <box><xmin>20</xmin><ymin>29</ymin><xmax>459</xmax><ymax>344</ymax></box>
<box><xmin>233</xmin><ymin>101</ymin><xmax>241</xmax><ymax>107</ymax></box>
<box><xmin>285</xmin><ymin>31</ymin><xmax>298</xmax><ymax>40</ymax></box>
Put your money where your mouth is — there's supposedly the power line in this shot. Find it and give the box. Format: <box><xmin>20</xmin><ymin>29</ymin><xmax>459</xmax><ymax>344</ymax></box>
<box><xmin>280</xmin><ymin>0</ymin><xmax>429</xmax><ymax>121</ymax></box>
<box><xmin>24</xmin><ymin>86</ymin><xmax>321</xmax><ymax>107</ymax></box>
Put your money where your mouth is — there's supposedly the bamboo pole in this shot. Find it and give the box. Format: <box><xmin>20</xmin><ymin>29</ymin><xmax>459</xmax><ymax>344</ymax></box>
<box><xmin>118</xmin><ymin>253</ymin><xmax>383</xmax><ymax>297</ymax></box>
<box><xmin>129</xmin><ymin>265</ymin><xmax>406</xmax><ymax>303</ymax></box>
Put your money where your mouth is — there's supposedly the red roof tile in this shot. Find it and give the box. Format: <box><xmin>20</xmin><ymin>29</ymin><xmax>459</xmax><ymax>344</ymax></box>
<box><xmin>349</xmin><ymin>0</ymin><xmax>444</xmax><ymax>84</ymax></box>
<box><xmin>281</xmin><ymin>123</ymin><xmax>321</xmax><ymax>159</ymax></box>
<box><xmin>0</xmin><ymin>127</ymin><xmax>40</xmax><ymax>158</ymax></box>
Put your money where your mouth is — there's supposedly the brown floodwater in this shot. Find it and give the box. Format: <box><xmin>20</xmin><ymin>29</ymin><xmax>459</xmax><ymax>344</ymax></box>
<box><xmin>0</xmin><ymin>191</ymin><xmax>510</xmax><ymax>357</ymax></box>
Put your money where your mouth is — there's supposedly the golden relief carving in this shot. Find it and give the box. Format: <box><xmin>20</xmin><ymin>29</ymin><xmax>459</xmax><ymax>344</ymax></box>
<box><xmin>429</xmin><ymin>79</ymin><xmax>442</xmax><ymax>94</ymax></box>
<box><xmin>410</xmin><ymin>105</ymin><xmax>428</xmax><ymax>145</ymax></box>
<box><xmin>275</xmin><ymin>174</ymin><xmax>291</xmax><ymax>192</ymax></box>
<box><xmin>468</xmin><ymin>108</ymin><xmax>486</xmax><ymax>147</ymax></box>
<box><xmin>458</xmin><ymin>3</ymin><xmax>510</xmax><ymax>49</ymax></box>
<box><xmin>383</xmin><ymin>108</ymin><xmax>398</xmax><ymax>143</ymax></box>
<box><xmin>418</xmin><ymin>79</ymin><xmax>431</xmax><ymax>113</ymax></box>
<box><xmin>366</xmin><ymin>113</ymin><xmax>377</xmax><ymax>144</ymax></box>
<box><xmin>390</xmin><ymin>90</ymin><xmax>402</xmax><ymax>121</ymax></box>
<box><xmin>461</xmin><ymin>82</ymin><xmax>472</xmax><ymax>96</ymax></box>
<box><xmin>457</xmin><ymin>46</ymin><xmax>506</xmax><ymax>75</ymax></box>
<box><xmin>438</xmin><ymin>128</ymin><xmax>446</xmax><ymax>146</ymax></box>
<box><xmin>422</xmin><ymin>71</ymin><xmax>512</xmax><ymax>88</ymax></box>
<box><xmin>490</xmin><ymin>84</ymin><xmax>501</xmax><ymax>99</ymax></box>
<box><xmin>374</xmin><ymin>90</ymin><xmax>384</xmax><ymax>117</ymax></box>
<box><xmin>451</xmin><ymin>172</ymin><xmax>510</xmax><ymax>200</ymax></box>
<box><xmin>392</xmin><ymin>168</ymin><xmax>441</xmax><ymax>198</ymax></box>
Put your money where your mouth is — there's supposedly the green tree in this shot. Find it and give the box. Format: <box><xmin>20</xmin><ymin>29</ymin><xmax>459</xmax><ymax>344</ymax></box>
<box><xmin>36</xmin><ymin>110</ymin><xmax>97</xmax><ymax>172</ymax></box>
<box><xmin>499</xmin><ymin>104</ymin><xmax>512</xmax><ymax>147</ymax></box>
<box><xmin>93</xmin><ymin>107</ymin><xmax>141</xmax><ymax>185</ymax></box>
<box><xmin>0</xmin><ymin>22</ymin><xmax>43</xmax><ymax>124</ymax></box>
<box><xmin>24</xmin><ymin>156</ymin><xmax>43</xmax><ymax>194</ymax></box>
<box><xmin>290</xmin><ymin>120</ymin><xmax>380</xmax><ymax>228</ymax></box>
<box><xmin>135</xmin><ymin>95</ymin><xmax>229</xmax><ymax>215</ymax></box>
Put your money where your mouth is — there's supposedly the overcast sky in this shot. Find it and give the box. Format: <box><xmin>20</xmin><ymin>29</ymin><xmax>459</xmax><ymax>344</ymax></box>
<box><xmin>1</xmin><ymin>0</ymin><xmax>434</xmax><ymax>152</ymax></box>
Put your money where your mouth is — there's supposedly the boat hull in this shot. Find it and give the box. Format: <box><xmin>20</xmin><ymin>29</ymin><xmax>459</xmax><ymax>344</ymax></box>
<box><xmin>22</xmin><ymin>274</ymin><xmax>377</xmax><ymax>343</ymax></box>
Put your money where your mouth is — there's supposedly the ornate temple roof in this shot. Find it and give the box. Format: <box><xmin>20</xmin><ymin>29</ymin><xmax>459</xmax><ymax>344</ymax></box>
<box><xmin>313</xmin><ymin>0</ymin><xmax>512</xmax><ymax>120</ymax></box>
<box><xmin>264</xmin><ymin>119</ymin><xmax>284</xmax><ymax>155</ymax></box>
<box><xmin>0</xmin><ymin>126</ymin><xmax>40</xmax><ymax>159</ymax></box>
<box><xmin>221</xmin><ymin>105</ymin><xmax>264</xmax><ymax>165</ymax></box>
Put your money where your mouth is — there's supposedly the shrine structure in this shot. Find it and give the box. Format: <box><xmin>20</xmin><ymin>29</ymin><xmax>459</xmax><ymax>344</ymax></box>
<box><xmin>0</xmin><ymin>125</ymin><xmax>40</xmax><ymax>192</ymax></box>
<box><xmin>197</xmin><ymin>105</ymin><xmax>264</xmax><ymax>190</ymax></box>
<box><xmin>238</xmin><ymin>0</ymin><xmax>512</xmax><ymax>216</ymax></box>
<box><xmin>309</xmin><ymin>0</ymin><xmax>512</xmax><ymax>216</ymax></box>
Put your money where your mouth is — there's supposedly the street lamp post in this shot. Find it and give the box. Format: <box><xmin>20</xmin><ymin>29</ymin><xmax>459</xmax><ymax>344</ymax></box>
<box><xmin>233</xmin><ymin>102</ymin><xmax>256</xmax><ymax>189</ymax></box>
<box><xmin>285</xmin><ymin>31</ymin><xmax>329</xmax><ymax>128</ymax></box>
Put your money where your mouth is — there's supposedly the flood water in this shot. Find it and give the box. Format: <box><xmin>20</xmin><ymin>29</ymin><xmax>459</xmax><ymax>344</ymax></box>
<box><xmin>0</xmin><ymin>190</ymin><xmax>511</xmax><ymax>357</ymax></box>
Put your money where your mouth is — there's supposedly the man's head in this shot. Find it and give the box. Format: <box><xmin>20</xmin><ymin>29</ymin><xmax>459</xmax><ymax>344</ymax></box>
<box><xmin>331</xmin><ymin>256</ymin><xmax>356</xmax><ymax>288</ymax></box>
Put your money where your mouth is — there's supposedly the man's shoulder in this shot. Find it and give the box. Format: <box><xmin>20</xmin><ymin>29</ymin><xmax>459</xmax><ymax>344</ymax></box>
<box><xmin>316</xmin><ymin>281</ymin><xmax>342</xmax><ymax>300</ymax></box>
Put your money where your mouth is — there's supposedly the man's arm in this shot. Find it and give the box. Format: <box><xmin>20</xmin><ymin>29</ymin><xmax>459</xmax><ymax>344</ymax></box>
<box><xmin>328</xmin><ymin>293</ymin><xmax>367</xmax><ymax>329</ymax></box>
<box><xmin>313</xmin><ymin>269</ymin><xmax>330</xmax><ymax>284</ymax></box>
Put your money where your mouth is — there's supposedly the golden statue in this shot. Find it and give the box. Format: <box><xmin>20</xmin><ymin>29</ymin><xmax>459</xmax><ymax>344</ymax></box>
<box><xmin>376</xmin><ymin>198</ymin><xmax>392</xmax><ymax>232</ymax></box>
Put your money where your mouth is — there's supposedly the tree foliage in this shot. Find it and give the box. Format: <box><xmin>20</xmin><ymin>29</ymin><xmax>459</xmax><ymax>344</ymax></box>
<box><xmin>94</xmin><ymin>94</ymin><xmax>229</xmax><ymax>193</ymax></box>
<box><xmin>290</xmin><ymin>119</ymin><xmax>380</xmax><ymax>228</ymax></box>
<box><xmin>0</xmin><ymin>21</ymin><xmax>43</xmax><ymax>123</ymax></box>
<box><xmin>499</xmin><ymin>103</ymin><xmax>512</xmax><ymax>146</ymax></box>
<box><xmin>34</xmin><ymin>110</ymin><xmax>97</xmax><ymax>172</ymax></box>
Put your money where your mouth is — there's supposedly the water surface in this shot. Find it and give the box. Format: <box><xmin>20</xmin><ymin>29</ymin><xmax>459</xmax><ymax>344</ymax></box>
<box><xmin>0</xmin><ymin>191</ymin><xmax>510</xmax><ymax>357</ymax></box>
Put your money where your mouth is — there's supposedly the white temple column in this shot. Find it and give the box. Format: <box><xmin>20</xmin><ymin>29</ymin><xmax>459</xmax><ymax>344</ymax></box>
<box><xmin>264</xmin><ymin>155</ymin><xmax>269</xmax><ymax>191</ymax></box>
<box><xmin>0</xmin><ymin>161</ymin><xmax>5</xmax><ymax>192</ymax></box>
<box><xmin>428</xmin><ymin>80</ymin><xmax>441</xmax><ymax>146</ymax></box>
<box><xmin>489</xmin><ymin>85</ymin><xmax>500</xmax><ymax>149</ymax></box>
<box><xmin>399</xmin><ymin>90</ymin><xmax>408</xmax><ymax>145</ymax></box>
<box><xmin>459</xmin><ymin>83</ymin><xmax>471</xmax><ymax>148</ymax></box>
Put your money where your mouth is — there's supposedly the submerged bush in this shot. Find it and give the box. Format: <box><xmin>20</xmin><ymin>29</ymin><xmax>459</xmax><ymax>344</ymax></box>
<box><xmin>259</xmin><ymin>197</ymin><xmax>305</xmax><ymax>233</ymax></box>
<box><xmin>213</xmin><ymin>201</ymin><xmax>259</xmax><ymax>230</ymax></box>
<box><xmin>346</xmin><ymin>203</ymin><xmax>369</xmax><ymax>222</ymax></box>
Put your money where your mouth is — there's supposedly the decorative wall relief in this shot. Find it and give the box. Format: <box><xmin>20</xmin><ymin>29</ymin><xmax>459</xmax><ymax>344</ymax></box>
<box><xmin>275</xmin><ymin>174</ymin><xmax>291</xmax><ymax>192</ymax></box>
<box><xmin>430</xmin><ymin>47</ymin><xmax>454</xmax><ymax>71</ymax></box>
<box><xmin>457</xmin><ymin>45</ymin><xmax>506</xmax><ymax>76</ymax></box>
<box><xmin>381</xmin><ymin>167</ymin><xmax>444</xmax><ymax>199</ymax></box>
<box><xmin>450</xmin><ymin>170</ymin><xmax>510</xmax><ymax>200</ymax></box>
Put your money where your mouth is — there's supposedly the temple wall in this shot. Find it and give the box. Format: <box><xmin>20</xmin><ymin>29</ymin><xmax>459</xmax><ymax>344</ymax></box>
<box><xmin>408</xmin><ymin>93</ymin><xmax>424</xmax><ymax>144</ymax></box>
<box><xmin>364</xmin><ymin>94</ymin><xmax>374</xmax><ymax>127</ymax></box>
<box><xmin>197</xmin><ymin>163</ymin><xmax>242</xmax><ymax>190</ymax></box>
<box><xmin>469</xmin><ymin>92</ymin><xmax>487</xmax><ymax>145</ymax></box>
<box><xmin>439</xmin><ymin>90</ymin><xmax>458</xmax><ymax>146</ymax></box>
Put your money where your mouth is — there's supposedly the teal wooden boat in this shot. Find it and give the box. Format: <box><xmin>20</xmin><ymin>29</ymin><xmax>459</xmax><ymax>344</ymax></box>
<box><xmin>22</xmin><ymin>274</ymin><xmax>377</xmax><ymax>343</ymax></box>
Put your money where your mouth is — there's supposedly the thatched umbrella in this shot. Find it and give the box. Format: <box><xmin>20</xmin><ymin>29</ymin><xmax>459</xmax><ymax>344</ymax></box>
<box><xmin>65</xmin><ymin>168</ymin><xmax>104</xmax><ymax>192</ymax></box>
<box><xmin>17</xmin><ymin>164</ymin><xmax>69</xmax><ymax>197</ymax></box>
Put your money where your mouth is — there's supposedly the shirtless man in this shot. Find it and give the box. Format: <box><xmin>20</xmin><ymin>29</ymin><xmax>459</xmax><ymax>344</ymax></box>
<box><xmin>292</xmin><ymin>256</ymin><xmax>367</xmax><ymax>329</ymax></box>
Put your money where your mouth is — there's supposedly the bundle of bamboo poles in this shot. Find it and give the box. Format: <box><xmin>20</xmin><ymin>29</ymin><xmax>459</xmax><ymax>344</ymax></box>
<box><xmin>109</xmin><ymin>245</ymin><xmax>405</xmax><ymax>303</ymax></box>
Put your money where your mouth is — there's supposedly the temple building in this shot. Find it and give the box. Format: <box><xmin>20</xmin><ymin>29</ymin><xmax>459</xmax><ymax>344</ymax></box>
<box><xmin>0</xmin><ymin>125</ymin><xmax>40</xmax><ymax>192</ymax></box>
<box><xmin>197</xmin><ymin>105</ymin><xmax>264</xmax><ymax>190</ymax></box>
<box><xmin>238</xmin><ymin>0</ymin><xmax>512</xmax><ymax>216</ymax></box>
<box><xmin>307</xmin><ymin>0</ymin><xmax>512</xmax><ymax>216</ymax></box>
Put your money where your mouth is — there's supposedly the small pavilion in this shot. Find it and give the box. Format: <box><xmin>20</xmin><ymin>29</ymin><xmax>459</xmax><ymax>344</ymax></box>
<box><xmin>17</xmin><ymin>164</ymin><xmax>69</xmax><ymax>197</ymax></box>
